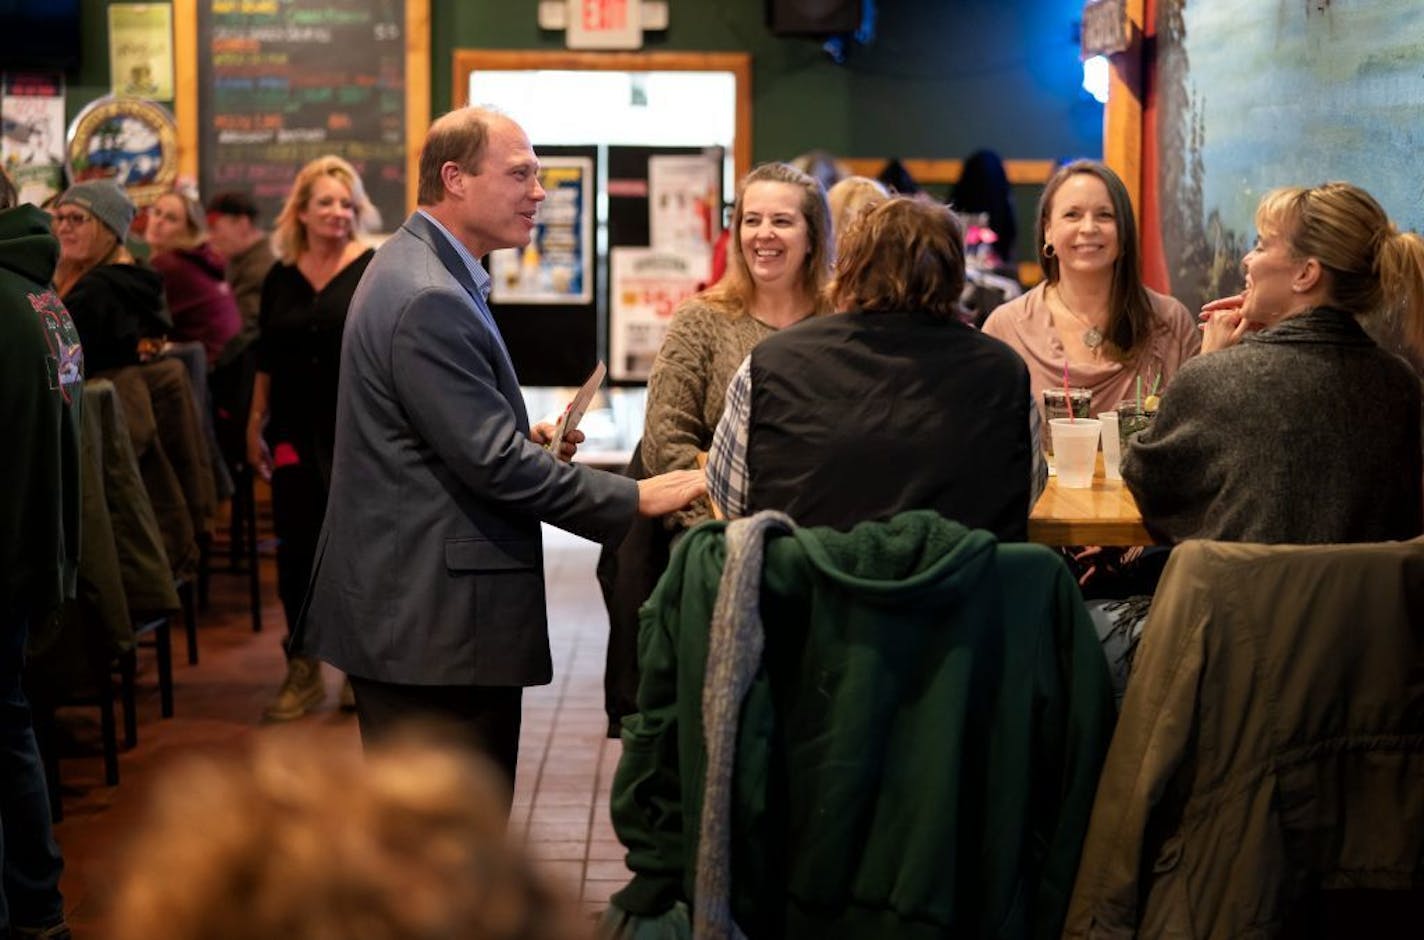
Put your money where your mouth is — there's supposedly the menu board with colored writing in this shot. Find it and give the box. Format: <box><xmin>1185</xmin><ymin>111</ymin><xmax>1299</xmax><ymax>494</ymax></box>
<box><xmin>197</xmin><ymin>0</ymin><xmax>407</xmax><ymax>228</ymax></box>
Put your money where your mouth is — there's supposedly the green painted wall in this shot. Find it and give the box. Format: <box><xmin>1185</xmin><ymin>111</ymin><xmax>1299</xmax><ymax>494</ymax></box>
<box><xmin>434</xmin><ymin>0</ymin><xmax>1104</xmax><ymax>164</ymax></box>
<box><xmin>60</xmin><ymin>0</ymin><xmax>1101</xmax><ymax>166</ymax></box>
<box><xmin>65</xmin><ymin>0</ymin><xmax>118</xmax><ymax>126</ymax></box>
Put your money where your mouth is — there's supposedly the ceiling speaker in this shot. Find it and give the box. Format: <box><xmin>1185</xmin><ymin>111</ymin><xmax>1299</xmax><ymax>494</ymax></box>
<box><xmin>767</xmin><ymin>0</ymin><xmax>862</xmax><ymax>36</ymax></box>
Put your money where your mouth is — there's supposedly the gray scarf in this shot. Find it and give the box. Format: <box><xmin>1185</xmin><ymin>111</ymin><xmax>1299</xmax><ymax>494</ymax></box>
<box><xmin>693</xmin><ymin>511</ymin><xmax>795</xmax><ymax>940</ymax></box>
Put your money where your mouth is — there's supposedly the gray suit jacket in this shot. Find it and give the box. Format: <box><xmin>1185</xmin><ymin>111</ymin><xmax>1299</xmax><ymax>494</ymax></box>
<box><xmin>295</xmin><ymin>212</ymin><xmax>637</xmax><ymax>686</ymax></box>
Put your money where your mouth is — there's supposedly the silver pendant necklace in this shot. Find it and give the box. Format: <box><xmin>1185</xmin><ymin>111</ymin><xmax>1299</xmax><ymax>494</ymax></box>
<box><xmin>1050</xmin><ymin>285</ymin><xmax>1105</xmax><ymax>351</ymax></box>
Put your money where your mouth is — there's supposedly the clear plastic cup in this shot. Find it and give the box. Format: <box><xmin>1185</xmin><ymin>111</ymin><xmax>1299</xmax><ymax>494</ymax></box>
<box><xmin>1049</xmin><ymin>418</ymin><xmax>1101</xmax><ymax>489</ymax></box>
<box><xmin>1099</xmin><ymin>411</ymin><xmax>1122</xmax><ymax>481</ymax></box>
<box><xmin>1043</xmin><ymin>387</ymin><xmax>1093</xmax><ymax>466</ymax></box>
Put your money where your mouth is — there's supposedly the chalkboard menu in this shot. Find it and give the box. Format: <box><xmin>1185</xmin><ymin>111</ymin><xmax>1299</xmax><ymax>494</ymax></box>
<box><xmin>197</xmin><ymin>0</ymin><xmax>407</xmax><ymax>229</ymax></box>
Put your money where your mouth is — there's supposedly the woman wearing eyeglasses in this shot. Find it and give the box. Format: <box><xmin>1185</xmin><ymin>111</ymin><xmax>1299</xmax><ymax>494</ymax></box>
<box><xmin>54</xmin><ymin>179</ymin><xmax>216</xmax><ymax>582</ymax></box>
<box><xmin>52</xmin><ymin>179</ymin><xmax>170</xmax><ymax>373</ymax></box>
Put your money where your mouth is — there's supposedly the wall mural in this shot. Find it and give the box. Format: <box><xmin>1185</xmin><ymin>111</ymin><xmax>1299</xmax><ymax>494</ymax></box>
<box><xmin>1155</xmin><ymin>0</ymin><xmax>1424</xmax><ymax>310</ymax></box>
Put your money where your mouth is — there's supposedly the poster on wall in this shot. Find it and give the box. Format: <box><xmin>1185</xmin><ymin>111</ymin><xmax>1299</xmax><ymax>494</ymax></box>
<box><xmin>2</xmin><ymin>71</ymin><xmax>67</xmax><ymax>205</ymax></box>
<box><xmin>108</xmin><ymin>3</ymin><xmax>175</xmax><ymax>101</ymax></box>
<box><xmin>609</xmin><ymin>248</ymin><xmax>708</xmax><ymax>382</ymax></box>
<box><xmin>647</xmin><ymin>152</ymin><xmax>720</xmax><ymax>258</ymax></box>
<box><xmin>489</xmin><ymin>156</ymin><xmax>594</xmax><ymax>305</ymax></box>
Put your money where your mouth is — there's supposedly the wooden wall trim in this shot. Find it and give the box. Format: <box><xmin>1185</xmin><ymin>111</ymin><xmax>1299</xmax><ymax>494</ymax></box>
<box><xmin>451</xmin><ymin>50</ymin><xmax>753</xmax><ymax>183</ymax></box>
<box><xmin>405</xmin><ymin>0</ymin><xmax>431</xmax><ymax>212</ymax></box>
<box><xmin>175</xmin><ymin>0</ymin><xmax>197</xmax><ymax>182</ymax></box>
<box><xmin>840</xmin><ymin>158</ymin><xmax>1057</xmax><ymax>186</ymax></box>
<box><xmin>1103</xmin><ymin>0</ymin><xmax>1146</xmax><ymax>216</ymax></box>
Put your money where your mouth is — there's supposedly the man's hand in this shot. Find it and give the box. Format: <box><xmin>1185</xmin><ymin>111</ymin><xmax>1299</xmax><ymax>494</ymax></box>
<box><xmin>531</xmin><ymin>422</ymin><xmax>583</xmax><ymax>462</ymax></box>
<box><xmin>637</xmin><ymin>470</ymin><xmax>707</xmax><ymax>517</ymax></box>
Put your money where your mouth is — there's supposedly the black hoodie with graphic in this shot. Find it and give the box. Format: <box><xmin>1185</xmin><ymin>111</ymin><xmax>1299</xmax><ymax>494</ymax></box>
<box><xmin>63</xmin><ymin>254</ymin><xmax>170</xmax><ymax>375</ymax></box>
<box><xmin>0</xmin><ymin>203</ymin><xmax>84</xmax><ymax>618</ymax></box>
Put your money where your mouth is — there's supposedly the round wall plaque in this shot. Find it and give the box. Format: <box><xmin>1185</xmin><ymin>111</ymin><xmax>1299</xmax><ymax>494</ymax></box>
<box><xmin>65</xmin><ymin>95</ymin><xmax>179</xmax><ymax>207</ymax></box>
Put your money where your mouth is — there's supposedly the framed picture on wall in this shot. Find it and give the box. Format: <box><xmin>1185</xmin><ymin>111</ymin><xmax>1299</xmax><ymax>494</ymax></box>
<box><xmin>490</xmin><ymin>155</ymin><xmax>594</xmax><ymax>305</ymax></box>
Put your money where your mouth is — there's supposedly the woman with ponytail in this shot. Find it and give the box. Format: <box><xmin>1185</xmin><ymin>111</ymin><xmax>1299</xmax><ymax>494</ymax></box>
<box><xmin>1123</xmin><ymin>181</ymin><xmax>1424</xmax><ymax>544</ymax></box>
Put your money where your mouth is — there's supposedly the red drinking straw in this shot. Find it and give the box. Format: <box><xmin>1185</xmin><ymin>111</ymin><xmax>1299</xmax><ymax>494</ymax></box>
<box><xmin>1063</xmin><ymin>361</ymin><xmax>1074</xmax><ymax>423</ymax></box>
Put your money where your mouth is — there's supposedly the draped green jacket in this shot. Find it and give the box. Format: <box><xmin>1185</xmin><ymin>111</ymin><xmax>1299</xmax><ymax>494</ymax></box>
<box><xmin>609</xmin><ymin>511</ymin><xmax>1116</xmax><ymax>939</ymax></box>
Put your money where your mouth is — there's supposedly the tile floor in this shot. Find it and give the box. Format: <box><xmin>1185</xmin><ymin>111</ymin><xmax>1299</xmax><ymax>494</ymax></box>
<box><xmin>50</xmin><ymin>517</ymin><xmax>631</xmax><ymax>936</ymax></box>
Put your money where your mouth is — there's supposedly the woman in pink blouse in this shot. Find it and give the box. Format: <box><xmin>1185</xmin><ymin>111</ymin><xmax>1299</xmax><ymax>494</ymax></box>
<box><xmin>982</xmin><ymin>160</ymin><xmax>1199</xmax><ymax>417</ymax></box>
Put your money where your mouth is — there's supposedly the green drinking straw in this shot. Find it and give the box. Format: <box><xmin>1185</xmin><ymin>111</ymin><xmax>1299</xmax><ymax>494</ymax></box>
<box><xmin>1135</xmin><ymin>375</ymin><xmax>1142</xmax><ymax>409</ymax></box>
<box><xmin>1149</xmin><ymin>372</ymin><xmax>1162</xmax><ymax>397</ymax></box>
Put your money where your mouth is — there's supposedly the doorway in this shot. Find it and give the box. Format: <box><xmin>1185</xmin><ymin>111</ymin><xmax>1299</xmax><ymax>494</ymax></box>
<box><xmin>452</xmin><ymin>51</ymin><xmax>751</xmax><ymax>463</ymax></box>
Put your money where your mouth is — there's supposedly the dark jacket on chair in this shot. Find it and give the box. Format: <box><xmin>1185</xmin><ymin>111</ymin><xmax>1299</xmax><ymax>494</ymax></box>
<box><xmin>1066</xmin><ymin>538</ymin><xmax>1424</xmax><ymax>938</ymax></box>
<box><xmin>610</xmin><ymin>510</ymin><xmax>1114</xmax><ymax>938</ymax></box>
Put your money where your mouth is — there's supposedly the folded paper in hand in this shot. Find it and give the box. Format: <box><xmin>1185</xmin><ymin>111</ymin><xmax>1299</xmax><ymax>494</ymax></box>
<box><xmin>545</xmin><ymin>361</ymin><xmax>606</xmax><ymax>457</ymax></box>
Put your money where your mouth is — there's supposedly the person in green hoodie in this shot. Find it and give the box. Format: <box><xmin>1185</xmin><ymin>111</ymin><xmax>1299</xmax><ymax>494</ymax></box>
<box><xmin>0</xmin><ymin>167</ymin><xmax>80</xmax><ymax>939</ymax></box>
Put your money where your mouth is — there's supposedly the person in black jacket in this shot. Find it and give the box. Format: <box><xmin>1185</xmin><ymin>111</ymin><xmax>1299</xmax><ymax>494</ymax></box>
<box><xmin>0</xmin><ymin>167</ymin><xmax>78</xmax><ymax>940</ymax></box>
<box><xmin>708</xmin><ymin>196</ymin><xmax>1046</xmax><ymax>539</ymax></box>
<box><xmin>51</xmin><ymin>179</ymin><xmax>169</xmax><ymax>374</ymax></box>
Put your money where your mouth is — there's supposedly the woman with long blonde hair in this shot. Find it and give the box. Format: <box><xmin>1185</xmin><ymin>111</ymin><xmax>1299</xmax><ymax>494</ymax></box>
<box><xmin>597</xmin><ymin>164</ymin><xmax>833</xmax><ymax>734</ymax></box>
<box><xmin>641</xmin><ymin>162</ymin><xmax>834</xmax><ymax>532</ymax></box>
<box><xmin>246</xmin><ymin>155</ymin><xmax>376</xmax><ymax>720</ymax></box>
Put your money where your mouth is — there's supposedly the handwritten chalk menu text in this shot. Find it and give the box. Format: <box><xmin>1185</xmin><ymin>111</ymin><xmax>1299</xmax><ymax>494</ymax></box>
<box><xmin>197</xmin><ymin>0</ymin><xmax>406</xmax><ymax>228</ymax></box>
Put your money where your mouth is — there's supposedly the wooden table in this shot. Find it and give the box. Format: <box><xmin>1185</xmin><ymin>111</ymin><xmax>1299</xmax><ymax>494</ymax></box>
<box><xmin>1029</xmin><ymin>462</ymin><xmax>1151</xmax><ymax>545</ymax></box>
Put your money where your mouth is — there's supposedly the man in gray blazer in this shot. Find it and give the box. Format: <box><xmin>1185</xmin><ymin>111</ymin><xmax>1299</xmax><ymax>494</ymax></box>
<box><xmin>294</xmin><ymin>108</ymin><xmax>704</xmax><ymax>793</ymax></box>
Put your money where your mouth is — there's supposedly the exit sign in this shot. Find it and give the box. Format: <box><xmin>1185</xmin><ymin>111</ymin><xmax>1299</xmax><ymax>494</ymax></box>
<box><xmin>568</xmin><ymin>0</ymin><xmax>642</xmax><ymax>49</ymax></box>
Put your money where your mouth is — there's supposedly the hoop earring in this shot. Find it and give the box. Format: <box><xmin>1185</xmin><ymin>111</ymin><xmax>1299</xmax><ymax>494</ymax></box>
<box><xmin>1043</xmin><ymin>243</ymin><xmax>1056</xmax><ymax>259</ymax></box>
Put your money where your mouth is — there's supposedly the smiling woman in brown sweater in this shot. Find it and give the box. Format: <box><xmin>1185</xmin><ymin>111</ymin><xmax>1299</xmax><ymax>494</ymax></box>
<box><xmin>641</xmin><ymin>162</ymin><xmax>833</xmax><ymax>532</ymax></box>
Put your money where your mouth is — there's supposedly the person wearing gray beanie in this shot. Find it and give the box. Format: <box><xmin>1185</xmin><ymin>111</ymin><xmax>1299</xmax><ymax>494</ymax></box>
<box><xmin>53</xmin><ymin>178</ymin><xmax>170</xmax><ymax>373</ymax></box>
<box><xmin>55</xmin><ymin>179</ymin><xmax>137</xmax><ymax>242</ymax></box>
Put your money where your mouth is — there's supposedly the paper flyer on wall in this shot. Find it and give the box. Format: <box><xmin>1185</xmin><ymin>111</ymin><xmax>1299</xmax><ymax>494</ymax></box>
<box><xmin>648</xmin><ymin>152</ymin><xmax>720</xmax><ymax>257</ymax></box>
<box><xmin>490</xmin><ymin>155</ymin><xmax>593</xmax><ymax>305</ymax></box>
<box><xmin>609</xmin><ymin>247</ymin><xmax>709</xmax><ymax>382</ymax></box>
<box><xmin>108</xmin><ymin>2</ymin><xmax>175</xmax><ymax>100</ymax></box>
<box><xmin>2</xmin><ymin>71</ymin><xmax>66</xmax><ymax>206</ymax></box>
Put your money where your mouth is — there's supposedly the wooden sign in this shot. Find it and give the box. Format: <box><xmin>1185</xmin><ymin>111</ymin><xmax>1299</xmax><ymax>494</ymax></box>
<box><xmin>1082</xmin><ymin>0</ymin><xmax>1129</xmax><ymax>58</ymax></box>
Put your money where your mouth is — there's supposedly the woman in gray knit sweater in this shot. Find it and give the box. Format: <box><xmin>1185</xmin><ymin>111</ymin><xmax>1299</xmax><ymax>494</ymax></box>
<box><xmin>641</xmin><ymin>163</ymin><xmax>833</xmax><ymax>531</ymax></box>
<box><xmin>1124</xmin><ymin>182</ymin><xmax>1424</xmax><ymax>544</ymax></box>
